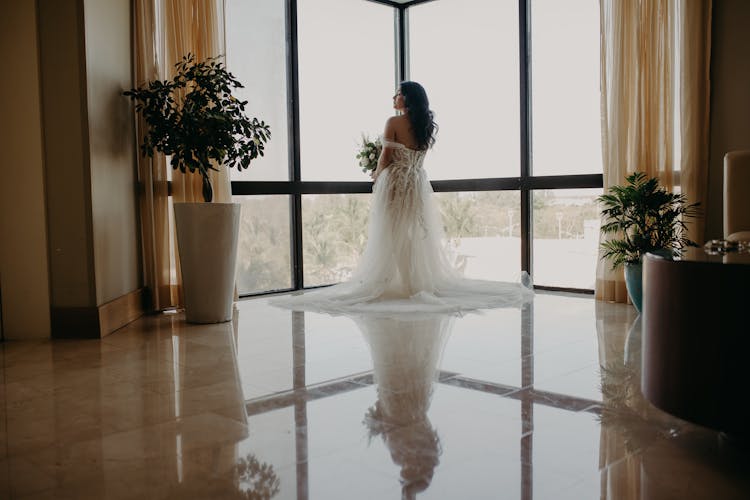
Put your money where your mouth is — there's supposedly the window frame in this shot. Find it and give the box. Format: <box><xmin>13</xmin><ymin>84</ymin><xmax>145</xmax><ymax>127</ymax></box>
<box><xmin>230</xmin><ymin>0</ymin><xmax>603</xmax><ymax>297</ymax></box>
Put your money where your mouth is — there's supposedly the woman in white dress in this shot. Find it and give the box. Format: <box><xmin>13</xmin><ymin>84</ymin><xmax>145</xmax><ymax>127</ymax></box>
<box><xmin>271</xmin><ymin>81</ymin><xmax>533</xmax><ymax>315</ymax></box>
<box><xmin>358</xmin><ymin>313</ymin><xmax>453</xmax><ymax>498</ymax></box>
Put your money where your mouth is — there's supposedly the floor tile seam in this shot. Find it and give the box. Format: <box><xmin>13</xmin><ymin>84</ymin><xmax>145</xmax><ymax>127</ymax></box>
<box><xmin>3</xmin><ymin>402</ymin><xmax>111</xmax><ymax>429</ymax></box>
<box><xmin>19</xmin><ymin>434</ymin><xmax>219</xmax><ymax>468</ymax></box>
<box><xmin>246</xmin><ymin>369</ymin><xmax>374</xmax><ymax>400</ymax></box>
<box><xmin>12</xmin><ymin>412</ymin><xmax>251</xmax><ymax>462</ymax></box>
<box><xmin>513</xmin><ymin>386</ymin><xmax>601</xmax><ymax>411</ymax></box>
<box><xmin>5</xmin><ymin>366</ymin><xmax>146</xmax><ymax>390</ymax></box>
<box><xmin>245</xmin><ymin>373</ymin><xmax>370</xmax><ymax>395</ymax></box>
<box><xmin>441</xmin><ymin>377</ymin><xmax>602</xmax><ymax>412</ymax></box>
<box><xmin>578</xmin><ymin>403</ymin><xmax>603</xmax><ymax>415</ymax></box>
<box><xmin>529</xmin><ymin>341</ymin><xmax>596</xmax><ymax>357</ymax></box>
<box><xmin>594</xmin><ymin>446</ymin><xmax>650</xmax><ymax>473</ymax></box>
<box><xmin>298</xmin><ymin>444</ymin><xmax>404</xmax><ymax>474</ymax></box>
<box><xmin>3</xmin><ymin>423</ymin><xmax>143</xmax><ymax>459</ymax></box>
<box><xmin>532</xmin><ymin>361</ymin><xmax>601</xmax><ymax>384</ymax></box>
<box><xmin>244</xmin><ymin>377</ymin><xmax>373</xmax><ymax>416</ymax></box>
<box><xmin>438</xmin><ymin>374</ymin><xmax>523</xmax><ymax>395</ymax></box>
<box><xmin>530</xmin><ymin>349</ymin><xmax>601</xmax><ymax>366</ymax></box>
<box><xmin>143</xmin><ymin>377</ymin><xmax>245</xmax><ymax>397</ymax></box>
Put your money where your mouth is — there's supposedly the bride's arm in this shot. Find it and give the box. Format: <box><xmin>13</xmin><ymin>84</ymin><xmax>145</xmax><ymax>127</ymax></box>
<box><xmin>371</xmin><ymin>117</ymin><xmax>397</xmax><ymax>182</ymax></box>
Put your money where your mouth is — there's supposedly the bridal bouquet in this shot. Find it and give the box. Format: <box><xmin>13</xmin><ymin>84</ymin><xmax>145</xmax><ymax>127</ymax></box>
<box><xmin>356</xmin><ymin>134</ymin><xmax>382</xmax><ymax>174</ymax></box>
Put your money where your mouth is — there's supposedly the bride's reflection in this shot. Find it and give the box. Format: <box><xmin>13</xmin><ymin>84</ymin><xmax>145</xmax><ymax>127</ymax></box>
<box><xmin>351</xmin><ymin>313</ymin><xmax>455</xmax><ymax>500</ymax></box>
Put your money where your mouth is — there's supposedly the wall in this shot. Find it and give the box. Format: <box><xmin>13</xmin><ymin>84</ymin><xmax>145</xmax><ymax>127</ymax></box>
<box><xmin>707</xmin><ymin>0</ymin><xmax>750</xmax><ymax>239</ymax></box>
<box><xmin>0</xmin><ymin>1</ymin><xmax>51</xmax><ymax>339</ymax></box>
<box><xmin>38</xmin><ymin>0</ymin><xmax>97</xmax><ymax>308</ymax></box>
<box><xmin>84</xmin><ymin>0</ymin><xmax>140</xmax><ymax>304</ymax></box>
<box><xmin>0</xmin><ymin>0</ymin><xmax>140</xmax><ymax>339</ymax></box>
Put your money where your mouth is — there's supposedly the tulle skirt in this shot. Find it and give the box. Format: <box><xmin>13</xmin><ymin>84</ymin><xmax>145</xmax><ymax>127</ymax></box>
<box><xmin>270</xmin><ymin>165</ymin><xmax>534</xmax><ymax>315</ymax></box>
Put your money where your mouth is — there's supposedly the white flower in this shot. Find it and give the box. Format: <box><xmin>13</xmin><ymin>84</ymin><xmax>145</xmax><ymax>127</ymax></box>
<box><xmin>362</xmin><ymin>159</ymin><xmax>369</xmax><ymax>166</ymax></box>
<box><xmin>369</xmin><ymin>153</ymin><xmax>375</xmax><ymax>160</ymax></box>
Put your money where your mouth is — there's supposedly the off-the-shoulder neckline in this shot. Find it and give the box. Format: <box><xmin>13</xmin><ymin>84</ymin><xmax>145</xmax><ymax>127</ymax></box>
<box><xmin>383</xmin><ymin>140</ymin><xmax>424</xmax><ymax>152</ymax></box>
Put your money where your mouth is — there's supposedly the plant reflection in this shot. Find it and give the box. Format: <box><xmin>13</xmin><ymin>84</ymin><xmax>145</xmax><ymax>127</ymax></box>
<box><xmin>236</xmin><ymin>454</ymin><xmax>281</xmax><ymax>499</ymax></box>
<box><xmin>353</xmin><ymin>313</ymin><xmax>454</xmax><ymax>500</ymax></box>
<box><xmin>165</xmin><ymin>453</ymin><xmax>280</xmax><ymax>499</ymax></box>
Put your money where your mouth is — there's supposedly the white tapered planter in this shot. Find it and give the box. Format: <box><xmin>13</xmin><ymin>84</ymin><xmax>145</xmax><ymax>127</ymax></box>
<box><xmin>174</xmin><ymin>202</ymin><xmax>241</xmax><ymax>323</ymax></box>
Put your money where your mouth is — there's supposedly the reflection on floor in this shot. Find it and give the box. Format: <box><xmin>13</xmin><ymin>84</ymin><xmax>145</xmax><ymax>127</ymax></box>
<box><xmin>1</xmin><ymin>292</ymin><xmax>749</xmax><ymax>499</ymax></box>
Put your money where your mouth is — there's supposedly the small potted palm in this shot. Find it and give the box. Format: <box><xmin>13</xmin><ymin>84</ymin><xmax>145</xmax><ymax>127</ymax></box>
<box><xmin>598</xmin><ymin>172</ymin><xmax>700</xmax><ymax>312</ymax></box>
<box><xmin>125</xmin><ymin>54</ymin><xmax>270</xmax><ymax>323</ymax></box>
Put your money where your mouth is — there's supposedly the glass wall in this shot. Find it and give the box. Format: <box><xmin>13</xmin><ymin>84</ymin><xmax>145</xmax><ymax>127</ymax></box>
<box><xmin>234</xmin><ymin>195</ymin><xmax>292</xmax><ymax>294</ymax></box>
<box><xmin>226</xmin><ymin>0</ymin><xmax>604</xmax><ymax>295</ymax></box>
<box><xmin>530</xmin><ymin>0</ymin><xmax>601</xmax><ymax>176</ymax></box>
<box><xmin>226</xmin><ymin>0</ymin><xmax>290</xmax><ymax>181</ymax></box>
<box><xmin>434</xmin><ymin>191</ymin><xmax>521</xmax><ymax>282</ymax></box>
<box><xmin>410</xmin><ymin>0</ymin><xmax>520</xmax><ymax>180</ymax></box>
<box><xmin>302</xmin><ymin>194</ymin><xmax>372</xmax><ymax>287</ymax></box>
<box><xmin>532</xmin><ymin>189</ymin><xmax>600</xmax><ymax>289</ymax></box>
<box><xmin>297</xmin><ymin>0</ymin><xmax>395</xmax><ymax>182</ymax></box>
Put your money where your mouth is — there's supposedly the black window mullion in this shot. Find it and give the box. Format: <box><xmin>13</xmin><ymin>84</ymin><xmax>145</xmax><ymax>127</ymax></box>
<box><xmin>519</xmin><ymin>0</ymin><xmax>532</xmax><ymax>274</ymax></box>
<box><xmin>397</xmin><ymin>6</ymin><xmax>409</xmax><ymax>83</ymax></box>
<box><xmin>286</xmin><ymin>0</ymin><xmax>304</xmax><ymax>290</ymax></box>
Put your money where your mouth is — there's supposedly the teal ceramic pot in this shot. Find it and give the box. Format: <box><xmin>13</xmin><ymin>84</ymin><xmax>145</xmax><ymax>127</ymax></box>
<box><xmin>624</xmin><ymin>262</ymin><xmax>643</xmax><ymax>313</ymax></box>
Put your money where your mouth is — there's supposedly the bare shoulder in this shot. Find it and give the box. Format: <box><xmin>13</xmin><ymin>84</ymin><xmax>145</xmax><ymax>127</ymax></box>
<box><xmin>386</xmin><ymin>115</ymin><xmax>410</xmax><ymax>128</ymax></box>
<box><xmin>385</xmin><ymin>115</ymin><xmax>412</xmax><ymax>141</ymax></box>
<box><xmin>384</xmin><ymin>115</ymin><xmax>406</xmax><ymax>132</ymax></box>
<box><xmin>383</xmin><ymin>115</ymin><xmax>405</xmax><ymax>141</ymax></box>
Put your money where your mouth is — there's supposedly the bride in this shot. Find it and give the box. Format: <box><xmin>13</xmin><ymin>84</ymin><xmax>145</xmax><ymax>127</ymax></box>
<box><xmin>271</xmin><ymin>81</ymin><xmax>533</xmax><ymax>315</ymax></box>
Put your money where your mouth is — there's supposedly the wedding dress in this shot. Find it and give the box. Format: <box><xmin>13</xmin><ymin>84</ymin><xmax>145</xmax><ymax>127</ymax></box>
<box><xmin>270</xmin><ymin>140</ymin><xmax>534</xmax><ymax>315</ymax></box>
<box><xmin>357</xmin><ymin>314</ymin><xmax>452</xmax><ymax>497</ymax></box>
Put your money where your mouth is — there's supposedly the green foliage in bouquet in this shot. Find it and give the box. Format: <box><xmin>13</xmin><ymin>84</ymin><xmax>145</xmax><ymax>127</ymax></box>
<box><xmin>356</xmin><ymin>135</ymin><xmax>382</xmax><ymax>174</ymax></box>
<box><xmin>124</xmin><ymin>53</ymin><xmax>270</xmax><ymax>202</ymax></box>
<box><xmin>598</xmin><ymin>172</ymin><xmax>700</xmax><ymax>268</ymax></box>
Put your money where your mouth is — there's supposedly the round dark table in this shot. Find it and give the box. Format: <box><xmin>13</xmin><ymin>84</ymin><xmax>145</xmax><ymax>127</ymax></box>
<box><xmin>641</xmin><ymin>247</ymin><xmax>750</xmax><ymax>436</ymax></box>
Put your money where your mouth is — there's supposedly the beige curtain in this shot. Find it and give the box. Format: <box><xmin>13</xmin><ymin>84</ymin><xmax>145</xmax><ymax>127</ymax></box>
<box><xmin>132</xmin><ymin>0</ymin><xmax>229</xmax><ymax>311</ymax></box>
<box><xmin>596</xmin><ymin>0</ymin><xmax>711</xmax><ymax>302</ymax></box>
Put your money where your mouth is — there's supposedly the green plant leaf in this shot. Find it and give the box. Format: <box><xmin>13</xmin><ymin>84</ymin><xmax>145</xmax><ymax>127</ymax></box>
<box><xmin>123</xmin><ymin>53</ymin><xmax>271</xmax><ymax>202</ymax></box>
<box><xmin>597</xmin><ymin>173</ymin><xmax>701</xmax><ymax>269</ymax></box>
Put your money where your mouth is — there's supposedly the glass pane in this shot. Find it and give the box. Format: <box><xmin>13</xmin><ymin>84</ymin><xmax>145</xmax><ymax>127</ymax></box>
<box><xmin>235</xmin><ymin>195</ymin><xmax>292</xmax><ymax>294</ymax></box>
<box><xmin>532</xmin><ymin>189</ymin><xmax>601</xmax><ymax>289</ymax></box>
<box><xmin>302</xmin><ymin>194</ymin><xmax>372</xmax><ymax>287</ymax></box>
<box><xmin>226</xmin><ymin>0</ymin><xmax>289</xmax><ymax>181</ymax></box>
<box><xmin>298</xmin><ymin>0</ymin><xmax>395</xmax><ymax>181</ymax></box>
<box><xmin>434</xmin><ymin>191</ymin><xmax>521</xmax><ymax>282</ymax></box>
<box><xmin>410</xmin><ymin>0</ymin><xmax>520</xmax><ymax>180</ymax></box>
<box><xmin>531</xmin><ymin>0</ymin><xmax>601</xmax><ymax>176</ymax></box>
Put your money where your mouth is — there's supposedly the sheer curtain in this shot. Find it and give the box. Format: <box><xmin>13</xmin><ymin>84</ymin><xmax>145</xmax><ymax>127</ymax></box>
<box><xmin>132</xmin><ymin>0</ymin><xmax>230</xmax><ymax>311</ymax></box>
<box><xmin>595</xmin><ymin>0</ymin><xmax>711</xmax><ymax>303</ymax></box>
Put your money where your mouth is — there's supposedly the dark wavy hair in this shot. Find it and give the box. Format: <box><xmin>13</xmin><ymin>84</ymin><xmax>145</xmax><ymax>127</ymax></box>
<box><xmin>399</xmin><ymin>81</ymin><xmax>437</xmax><ymax>150</ymax></box>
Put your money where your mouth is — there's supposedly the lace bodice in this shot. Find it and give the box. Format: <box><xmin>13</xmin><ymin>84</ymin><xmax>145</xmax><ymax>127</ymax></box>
<box><xmin>383</xmin><ymin>140</ymin><xmax>426</xmax><ymax>171</ymax></box>
<box><xmin>381</xmin><ymin>140</ymin><xmax>427</xmax><ymax>211</ymax></box>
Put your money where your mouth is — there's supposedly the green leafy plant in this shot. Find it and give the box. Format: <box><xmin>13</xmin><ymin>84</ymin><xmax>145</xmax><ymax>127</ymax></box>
<box><xmin>124</xmin><ymin>53</ymin><xmax>270</xmax><ymax>202</ymax></box>
<box><xmin>598</xmin><ymin>172</ymin><xmax>700</xmax><ymax>268</ymax></box>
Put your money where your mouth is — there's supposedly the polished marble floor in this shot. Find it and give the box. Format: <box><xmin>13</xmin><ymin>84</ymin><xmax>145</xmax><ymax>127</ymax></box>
<box><xmin>1</xmin><ymin>292</ymin><xmax>749</xmax><ymax>499</ymax></box>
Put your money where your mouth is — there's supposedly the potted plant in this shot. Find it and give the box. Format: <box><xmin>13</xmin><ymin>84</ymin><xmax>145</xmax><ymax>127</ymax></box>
<box><xmin>598</xmin><ymin>172</ymin><xmax>700</xmax><ymax>312</ymax></box>
<box><xmin>124</xmin><ymin>54</ymin><xmax>270</xmax><ymax>323</ymax></box>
